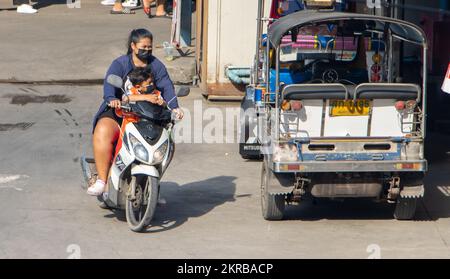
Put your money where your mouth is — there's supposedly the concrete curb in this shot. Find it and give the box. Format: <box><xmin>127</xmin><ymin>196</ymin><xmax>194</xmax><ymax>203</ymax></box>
<box><xmin>0</xmin><ymin>55</ymin><xmax>197</xmax><ymax>86</ymax></box>
<box><xmin>0</xmin><ymin>79</ymin><xmax>105</xmax><ymax>86</ymax></box>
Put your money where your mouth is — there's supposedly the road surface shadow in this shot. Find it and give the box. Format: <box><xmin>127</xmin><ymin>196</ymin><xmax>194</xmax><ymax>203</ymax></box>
<box><xmin>145</xmin><ymin>176</ymin><xmax>237</xmax><ymax>233</ymax></box>
<box><xmin>283</xmin><ymin>172</ymin><xmax>450</xmax><ymax>221</ymax></box>
<box><xmin>103</xmin><ymin>176</ymin><xmax>237</xmax><ymax>233</ymax></box>
<box><xmin>425</xmin><ymin>132</ymin><xmax>450</xmax><ymax>165</ymax></box>
<box><xmin>422</xmin><ymin>132</ymin><xmax>450</xmax><ymax>220</ymax></box>
<box><xmin>421</xmin><ymin>169</ymin><xmax>450</xmax><ymax>221</ymax></box>
<box><xmin>34</xmin><ymin>0</ymin><xmax>68</xmax><ymax>9</ymax></box>
<box><xmin>284</xmin><ymin>198</ymin><xmax>397</xmax><ymax>221</ymax></box>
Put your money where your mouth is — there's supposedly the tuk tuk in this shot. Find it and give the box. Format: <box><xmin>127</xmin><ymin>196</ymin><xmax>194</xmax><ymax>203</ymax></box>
<box><xmin>240</xmin><ymin>2</ymin><xmax>428</xmax><ymax>220</ymax></box>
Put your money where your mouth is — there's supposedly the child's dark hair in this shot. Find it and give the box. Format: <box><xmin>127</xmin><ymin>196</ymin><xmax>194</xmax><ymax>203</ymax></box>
<box><xmin>127</xmin><ymin>28</ymin><xmax>153</xmax><ymax>55</ymax></box>
<box><xmin>128</xmin><ymin>67</ymin><xmax>154</xmax><ymax>86</ymax></box>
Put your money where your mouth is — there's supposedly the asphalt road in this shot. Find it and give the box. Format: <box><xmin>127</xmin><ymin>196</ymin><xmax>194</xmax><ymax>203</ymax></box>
<box><xmin>0</xmin><ymin>84</ymin><xmax>449</xmax><ymax>258</ymax></box>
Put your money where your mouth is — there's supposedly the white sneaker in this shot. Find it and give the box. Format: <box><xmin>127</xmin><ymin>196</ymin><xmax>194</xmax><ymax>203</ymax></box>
<box><xmin>122</xmin><ymin>0</ymin><xmax>138</xmax><ymax>8</ymax></box>
<box><xmin>101</xmin><ymin>0</ymin><xmax>116</xmax><ymax>6</ymax></box>
<box><xmin>17</xmin><ymin>4</ymin><xmax>37</xmax><ymax>14</ymax></box>
<box><xmin>87</xmin><ymin>179</ymin><xmax>106</xmax><ymax>196</ymax></box>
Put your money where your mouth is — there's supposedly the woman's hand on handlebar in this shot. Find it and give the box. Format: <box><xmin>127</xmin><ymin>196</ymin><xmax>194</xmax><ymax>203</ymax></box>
<box><xmin>156</xmin><ymin>96</ymin><xmax>165</xmax><ymax>106</ymax></box>
<box><xmin>108</xmin><ymin>99</ymin><xmax>121</xmax><ymax>109</ymax></box>
<box><xmin>172</xmin><ymin>108</ymin><xmax>184</xmax><ymax>120</ymax></box>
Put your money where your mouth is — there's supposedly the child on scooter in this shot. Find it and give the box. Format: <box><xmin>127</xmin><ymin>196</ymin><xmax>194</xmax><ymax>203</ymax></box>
<box><xmin>123</xmin><ymin>67</ymin><xmax>165</xmax><ymax>106</ymax></box>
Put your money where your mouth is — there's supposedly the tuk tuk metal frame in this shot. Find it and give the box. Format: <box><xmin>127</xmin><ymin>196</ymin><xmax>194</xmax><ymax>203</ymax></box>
<box><xmin>244</xmin><ymin>1</ymin><xmax>429</xmax><ymax>221</ymax></box>
<box><xmin>252</xmin><ymin>8</ymin><xmax>428</xmax><ymax>169</ymax></box>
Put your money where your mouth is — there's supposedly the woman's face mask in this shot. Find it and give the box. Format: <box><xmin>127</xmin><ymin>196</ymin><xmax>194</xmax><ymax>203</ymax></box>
<box><xmin>136</xmin><ymin>48</ymin><xmax>152</xmax><ymax>61</ymax></box>
<box><xmin>133</xmin><ymin>38</ymin><xmax>153</xmax><ymax>62</ymax></box>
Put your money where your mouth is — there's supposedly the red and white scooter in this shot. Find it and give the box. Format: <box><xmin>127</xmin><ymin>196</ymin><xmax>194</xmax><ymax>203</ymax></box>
<box><xmin>81</xmin><ymin>75</ymin><xmax>188</xmax><ymax>232</ymax></box>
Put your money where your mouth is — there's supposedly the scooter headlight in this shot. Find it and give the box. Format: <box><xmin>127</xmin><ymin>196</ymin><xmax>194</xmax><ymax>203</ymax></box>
<box><xmin>129</xmin><ymin>133</ymin><xmax>149</xmax><ymax>162</ymax></box>
<box><xmin>153</xmin><ymin>140</ymin><xmax>168</xmax><ymax>163</ymax></box>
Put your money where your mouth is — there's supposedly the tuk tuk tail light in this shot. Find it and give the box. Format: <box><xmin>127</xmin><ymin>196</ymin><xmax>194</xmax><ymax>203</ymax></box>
<box><xmin>395</xmin><ymin>163</ymin><xmax>421</xmax><ymax>170</ymax></box>
<box><xmin>291</xmin><ymin>100</ymin><xmax>303</xmax><ymax>111</ymax></box>
<box><xmin>395</xmin><ymin>100</ymin><xmax>417</xmax><ymax>113</ymax></box>
<box><xmin>281</xmin><ymin>100</ymin><xmax>291</xmax><ymax>111</ymax></box>
<box><xmin>395</xmin><ymin>101</ymin><xmax>406</xmax><ymax>111</ymax></box>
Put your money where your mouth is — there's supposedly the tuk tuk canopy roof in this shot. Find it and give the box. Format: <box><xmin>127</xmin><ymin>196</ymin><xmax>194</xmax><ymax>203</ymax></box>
<box><xmin>267</xmin><ymin>10</ymin><xmax>427</xmax><ymax>47</ymax></box>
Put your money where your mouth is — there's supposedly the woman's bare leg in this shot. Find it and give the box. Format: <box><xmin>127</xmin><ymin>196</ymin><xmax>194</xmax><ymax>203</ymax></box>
<box><xmin>112</xmin><ymin>0</ymin><xmax>123</xmax><ymax>11</ymax></box>
<box><xmin>156</xmin><ymin>0</ymin><xmax>166</xmax><ymax>16</ymax></box>
<box><xmin>93</xmin><ymin>117</ymin><xmax>120</xmax><ymax>182</ymax></box>
<box><xmin>143</xmin><ymin>0</ymin><xmax>151</xmax><ymax>14</ymax></box>
<box><xmin>143</xmin><ymin>0</ymin><xmax>166</xmax><ymax>16</ymax></box>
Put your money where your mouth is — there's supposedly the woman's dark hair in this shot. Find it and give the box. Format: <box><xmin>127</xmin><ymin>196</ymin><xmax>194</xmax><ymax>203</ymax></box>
<box><xmin>128</xmin><ymin>67</ymin><xmax>154</xmax><ymax>86</ymax></box>
<box><xmin>127</xmin><ymin>28</ymin><xmax>153</xmax><ymax>55</ymax></box>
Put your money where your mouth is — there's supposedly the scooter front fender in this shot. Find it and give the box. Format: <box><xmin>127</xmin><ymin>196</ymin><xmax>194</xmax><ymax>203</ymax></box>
<box><xmin>131</xmin><ymin>164</ymin><xmax>159</xmax><ymax>178</ymax></box>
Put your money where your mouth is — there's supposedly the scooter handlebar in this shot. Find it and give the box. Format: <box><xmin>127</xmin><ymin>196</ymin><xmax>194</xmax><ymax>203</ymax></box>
<box><xmin>120</xmin><ymin>103</ymin><xmax>131</xmax><ymax>111</ymax></box>
<box><xmin>108</xmin><ymin>101</ymin><xmax>131</xmax><ymax>111</ymax></box>
<box><xmin>109</xmin><ymin>101</ymin><xmax>177</xmax><ymax>124</ymax></box>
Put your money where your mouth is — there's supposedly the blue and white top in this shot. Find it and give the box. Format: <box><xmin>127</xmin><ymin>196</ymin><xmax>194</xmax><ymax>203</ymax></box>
<box><xmin>92</xmin><ymin>54</ymin><xmax>179</xmax><ymax>131</ymax></box>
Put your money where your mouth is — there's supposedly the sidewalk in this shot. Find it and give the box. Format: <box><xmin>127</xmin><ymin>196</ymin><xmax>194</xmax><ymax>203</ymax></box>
<box><xmin>0</xmin><ymin>1</ymin><xmax>195</xmax><ymax>84</ymax></box>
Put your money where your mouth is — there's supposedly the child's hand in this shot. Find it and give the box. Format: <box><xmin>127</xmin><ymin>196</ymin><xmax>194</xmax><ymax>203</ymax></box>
<box><xmin>145</xmin><ymin>94</ymin><xmax>159</xmax><ymax>104</ymax></box>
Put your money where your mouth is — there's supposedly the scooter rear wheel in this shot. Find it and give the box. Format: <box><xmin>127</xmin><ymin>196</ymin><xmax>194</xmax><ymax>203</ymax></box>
<box><xmin>126</xmin><ymin>175</ymin><xmax>159</xmax><ymax>232</ymax></box>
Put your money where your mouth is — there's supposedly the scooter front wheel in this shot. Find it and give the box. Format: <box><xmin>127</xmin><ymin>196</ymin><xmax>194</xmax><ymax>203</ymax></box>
<box><xmin>125</xmin><ymin>175</ymin><xmax>159</xmax><ymax>232</ymax></box>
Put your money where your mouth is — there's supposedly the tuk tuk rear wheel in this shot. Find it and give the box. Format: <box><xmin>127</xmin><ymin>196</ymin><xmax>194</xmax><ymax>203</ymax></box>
<box><xmin>394</xmin><ymin>197</ymin><xmax>418</xmax><ymax>220</ymax></box>
<box><xmin>261</xmin><ymin>163</ymin><xmax>285</xmax><ymax>220</ymax></box>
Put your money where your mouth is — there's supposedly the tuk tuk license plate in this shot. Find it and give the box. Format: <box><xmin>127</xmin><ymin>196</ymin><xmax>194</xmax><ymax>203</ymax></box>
<box><xmin>330</xmin><ymin>99</ymin><xmax>371</xmax><ymax>117</ymax></box>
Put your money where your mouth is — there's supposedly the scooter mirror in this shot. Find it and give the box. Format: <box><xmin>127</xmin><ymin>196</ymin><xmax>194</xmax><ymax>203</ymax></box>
<box><xmin>106</xmin><ymin>74</ymin><xmax>123</xmax><ymax>89</ymax></box>
<box><xmin>175</xmin><ymin>86</ymin><xmax>190</xmax><ymax>97</ymax></box>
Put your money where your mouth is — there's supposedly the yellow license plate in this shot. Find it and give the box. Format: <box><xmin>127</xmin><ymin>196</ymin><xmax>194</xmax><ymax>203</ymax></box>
<box><xmin>330</xmin><ymin>99</ymin><xmax>371</xmax><ymax>117</ymax></box>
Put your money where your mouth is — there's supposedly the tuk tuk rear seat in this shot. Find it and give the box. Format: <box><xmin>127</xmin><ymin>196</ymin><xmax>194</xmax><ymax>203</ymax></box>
<box><xmin>354</xmin><ymin>83</ymin><xmax>421</xmax><ymax>101</ymax></box>
<box><xmin>282</xmin><ymin>83</ymin><xmax>420</xmax><ymax>101</ymax></box>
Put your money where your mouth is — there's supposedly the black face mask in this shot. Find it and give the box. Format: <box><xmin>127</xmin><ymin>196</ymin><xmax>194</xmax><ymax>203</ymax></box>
<box><xmin>136</xmin><ymin>49</ymin><xmax>152</xmax><ymax>61</ymax></box>
<box><xmin>140</xmin><ymin>84</ymin><xmax>155</xmax><ymax>94</ymax></box>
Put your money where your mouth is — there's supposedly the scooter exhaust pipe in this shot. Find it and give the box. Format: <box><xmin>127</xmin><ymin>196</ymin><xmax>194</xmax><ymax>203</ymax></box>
<box><xmin>80</xmin><ymin>156</ymin><xmax>95</xmax><ymax>190</ymax></box>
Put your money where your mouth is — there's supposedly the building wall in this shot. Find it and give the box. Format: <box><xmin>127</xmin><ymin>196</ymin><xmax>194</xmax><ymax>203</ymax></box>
<box><xmin>207</xmin><ymin>0</ymin><xmax>261</xmax><ymax>84</ymax></box>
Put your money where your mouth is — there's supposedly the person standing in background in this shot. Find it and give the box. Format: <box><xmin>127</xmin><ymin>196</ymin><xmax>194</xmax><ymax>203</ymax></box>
<box><xmin>143</xmin><ymin>0</ymin><xmax>171</xmax><ymax>18</ymax></box>
<box><xmin>13</xmin><ymin>0</ymin><xmax>37</xmax><ymax>13</ymax></box>
<box><xmin>110</xmin><ymin>0</ymin><xmax>136</xmax><ymax>14</ymax></box>
<box><xmin>101</xmin><ymin>0</ymin><xmax>138</xmax><ymax>8</ymax></box>
<box><xmin>101</xmin><ymin>0</ymin><xmax>170</xmax><ymax>17</ymax></box>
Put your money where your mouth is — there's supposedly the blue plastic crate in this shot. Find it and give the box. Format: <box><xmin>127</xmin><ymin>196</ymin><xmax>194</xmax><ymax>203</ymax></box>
<box><xmin>269</xmin><ymin>68</ymin><xmax>311</xmax><ymax>93</ymax></box>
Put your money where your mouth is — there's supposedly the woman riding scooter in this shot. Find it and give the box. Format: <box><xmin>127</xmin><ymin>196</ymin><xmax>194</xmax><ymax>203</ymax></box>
<box><xmin>87</xmin><ymin>28</ymin><xmax>184</xmax><ymax>196</ymax></box>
